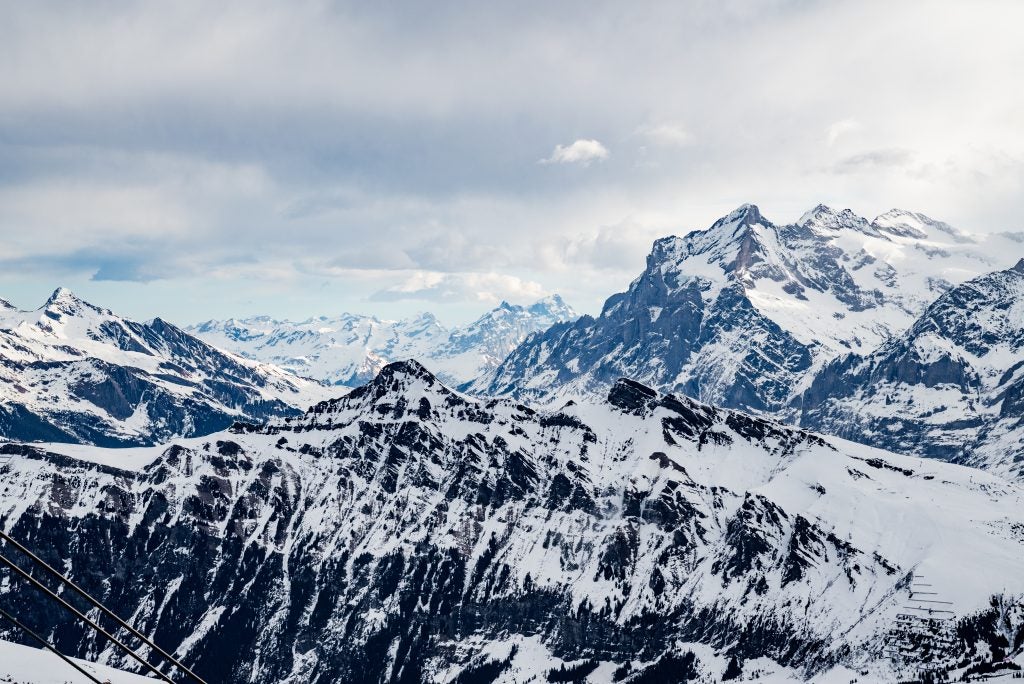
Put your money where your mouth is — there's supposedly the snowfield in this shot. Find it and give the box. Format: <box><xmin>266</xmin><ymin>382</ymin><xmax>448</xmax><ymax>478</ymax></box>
<box><xmin>0</xmin><ymin>637</ymin><xmax>152</xmax><ymax>683</ymax></box>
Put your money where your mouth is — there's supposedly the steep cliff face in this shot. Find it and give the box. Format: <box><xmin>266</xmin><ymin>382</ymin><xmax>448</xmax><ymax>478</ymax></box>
<box><xmin>800</xmin><ymin>260</ymin><xmax>1024</xmax><ymax>479</ymax></box>
<box><xmin>1</xmin><ymin>362</ymin><xmax>1023</xmax><ymax>682</ymax></box>
<box><xmin>0</xmin><ymin>289</ymin><xmax>331</xmax><ymax>446</ymax></box>
<box><xmin>472</xmin><ymin>204</ymin><xmax>1013</xmax><ymax>414</ymax></box>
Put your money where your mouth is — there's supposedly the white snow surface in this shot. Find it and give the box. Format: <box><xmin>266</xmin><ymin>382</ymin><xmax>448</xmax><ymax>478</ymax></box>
<box><xmin>0</xmin><ymin>637</ymin><xmax>152</xmax><ymax>683</ymax></box>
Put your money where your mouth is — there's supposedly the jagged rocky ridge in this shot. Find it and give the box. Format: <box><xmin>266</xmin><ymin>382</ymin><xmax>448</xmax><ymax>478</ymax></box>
<box><xmin>473</xmin><ymin>204</ymin><xmax>1015</xmax><ymax>415</ymax></box>
<box><xmin>1</xmin><ymin>361</ymin><xmax>1022</xmax><ymax>682</ymax></box>
<box><xmin>799</xmin><ymin>259</ymin><xmax>1024</xmax><ymax>480</ymax></box>
<box><xmin>0</xmin><ymin>289</ymin><xmax>331</xmax><ymax>447</ymax></box>
<box><xmin>188</xmin><ymin>295</ymin><xmax>578</xmax><ymax>388</ymax></box>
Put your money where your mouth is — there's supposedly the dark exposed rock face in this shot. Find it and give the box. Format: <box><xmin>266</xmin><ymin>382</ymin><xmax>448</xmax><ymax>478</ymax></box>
<box><xmin>476</xmin><ymin>207</ymin><xmax>815</xmax><ymax>414</ymax></box>
<box><xmin>1</xmin><ymin>362</ymin><xmax>1018</xmax><ymax>682</ymax></box>
<box><xmin>799</xmin><ymin>262</ymin><xmax>1024</xmax><ymax>478</ymax></box>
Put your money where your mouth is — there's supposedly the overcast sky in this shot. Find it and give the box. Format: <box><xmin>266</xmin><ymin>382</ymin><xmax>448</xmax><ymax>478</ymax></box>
<box><xmin>1</xmin><ymin>0</ymin><xmax>1022</xmax><ymax>325</ymax></box>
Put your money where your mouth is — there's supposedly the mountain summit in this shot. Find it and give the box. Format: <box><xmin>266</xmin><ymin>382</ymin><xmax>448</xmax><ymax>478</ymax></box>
<box><xmin>471</xmin><ymin>203</ymin><xmax>1017</xmax><ymax>413</ymax></box>
<box><xmin>0</xmin><ymin>290</ymin><xmax>331</xmax><ymax>446</ymax></box>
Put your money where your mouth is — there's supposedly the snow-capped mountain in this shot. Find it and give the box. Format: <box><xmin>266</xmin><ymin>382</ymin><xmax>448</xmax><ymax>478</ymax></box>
<box><xmin>1</xmin><ymin>361</ymin><xmax>1022</xmax><ymax>682</ymax></box>
<box><xmin>0</xmin><ymin>288</ymin><xmax>333</xmax><ymax>447</ymax></box>
<box><xmin>800</xmin><ymin>259</ymin><xmax>1024</xmax><ymax>480</ymax></box>
<box><xmin>188</xmin><ymin>295</ymin><xmax>577</xmax><ymax>388</ymax></box>
<box><xmin>473</xmin><ymin>204</ymin><xmax>1015</xmax><ymax>414</ymax></box>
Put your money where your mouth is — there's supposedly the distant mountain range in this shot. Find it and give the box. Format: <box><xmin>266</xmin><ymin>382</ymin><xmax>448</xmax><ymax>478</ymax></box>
<box><xmin>188</xmin><ymin>295</ymin><xmax>578</xmax><ymax>387</ymax></box>
<box><xmin>0</xmin><ymin>288</ymin><xmax>333</xmax><ymax>446</ymax></box>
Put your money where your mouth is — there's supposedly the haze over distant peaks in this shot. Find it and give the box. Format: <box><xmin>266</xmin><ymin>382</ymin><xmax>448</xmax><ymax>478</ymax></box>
<box><xmin>188</xmin><ymin>295</ymin><xmax>579</xmax><ymax>388</ymax></box>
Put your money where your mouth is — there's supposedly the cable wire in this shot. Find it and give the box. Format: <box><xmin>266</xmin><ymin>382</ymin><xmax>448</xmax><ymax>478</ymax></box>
<box><xmin>0</xmin><ymin>603</ymin><xmax>106</xmax><ymax>684</ymax></box>
<box><xmin>0</xmin><ymin>549</ymin><xmax>175</xmax><ymax>683</ymax></box>
<box><xmin>0</xmin><ymin>529</ymin><xmax>206</xmax><ymax>684</ymax></box>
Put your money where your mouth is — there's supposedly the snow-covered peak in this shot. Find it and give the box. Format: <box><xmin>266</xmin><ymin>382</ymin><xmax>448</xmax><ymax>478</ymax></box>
<box><xmin>42</xmin><ymin>286</ymin><xmax>100</xmax><ymax>315</ymax></box>
<box><xmin>477</xmin><ymin>202</ymin><xmax>1020</xmax><ymax>414</ymax></box>
<box><xmin>871</xmin><ymin>208</ymin><xmax>973</xmax><ymax>243</ymax></box>
<box><xmin>0</xmin><ymin>287</ymin><xmax>332</xmax><ymax>446</ymax></box>
<box><xmin>796</xmin><ymin>204</ymin><xmax>874</xmax><ymax>234</ymax></box>
<box><xmin>643</xmin><ymin>204</ymin><xmax>775</xmax><ymax>282</ymax></box>
<box><xmin>393</xmin><ymin>311</ymin><xmax>446</xmax><ymax>338</ymax></box>
<box><xmin>714</xmin><ymin>202</ymin><xmax>764</xmax><ymax>228</ymax></box>
<box><xmin>527</xmin><ymin>294</ymin><xmax>577</xmax><ymax>320</ymax></box>
<box><xmin>374</xmin><ymin>358</ymin><xmax>440</xmax><ymax>386</ymax></box>
<box><xmin>46</xmin><ymin>285</ymin><xmax>78</xmax><ymax>304</ymax></box>
<box><xmin>189</xmin><ymin>296</ymin><xmax>578</xmax><ymax>388</ymax></box>
<box><xmin>702</xmin><ymin>203</ymin><xmax>769</xmax><ymax>247</ymax></box>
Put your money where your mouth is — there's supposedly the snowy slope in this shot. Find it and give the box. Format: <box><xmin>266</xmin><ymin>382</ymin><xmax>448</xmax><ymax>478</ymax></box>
<box><xmin>188</xmin><ymin>295</ymin><xmax>577</xmax><ymax>388</ymax></box>
<box><xmin>474</xmin><ymin>204</ymin><xmax>1016</xmax><ymax>414</ymax></box>
<box><xmin>0</xmin><ymin>638</ymin><xmax>152</xmax><ymax>683</ymax></box>
<box><xmin>800</xmin><ymin>259</ymin><xmax>1024</xmax><ymax>480</ymax></box>
<box><xmin>1</xmin><ymin>362</ymin><xmax>1022</xmax><ymax>682</ymax></box>
<box><xmin>0</xmin><ymin>288</ymin><xmax>334</xmax><ymax>447</ymax></box>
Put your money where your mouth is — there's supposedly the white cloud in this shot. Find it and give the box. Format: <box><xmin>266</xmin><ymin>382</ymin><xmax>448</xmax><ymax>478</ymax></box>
<box><xmin>826</xmin><ymin>118</ymin><xmax>862</xmax><ymax>147</ymax></box>
<box><xmin>370</xmin><ymin>271</ymin><xmax>548</xmax><ymax>304</ymax></box>
<box><xmin>539</xmin><ymin>139</ymin><xmax>610</xmax><ymax>166</ymax></box>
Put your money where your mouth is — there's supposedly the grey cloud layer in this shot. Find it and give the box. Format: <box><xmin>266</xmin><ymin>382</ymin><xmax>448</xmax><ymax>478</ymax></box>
<box><xmin>0</xmin><ymin>0</ymin><xmax>1022</xmax><ymax>321</ymax></box>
